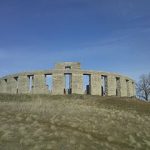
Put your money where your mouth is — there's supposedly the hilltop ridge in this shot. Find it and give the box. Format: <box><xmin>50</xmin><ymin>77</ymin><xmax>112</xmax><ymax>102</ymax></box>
<box><xmin>0</xmin><ymin>94</ymin><xmax>150</xmax><ymax>150</ymax></box>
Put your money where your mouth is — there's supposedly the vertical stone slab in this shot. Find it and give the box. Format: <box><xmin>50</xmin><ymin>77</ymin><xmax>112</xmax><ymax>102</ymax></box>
<box><xmin>0</xmin><ymin>80</ymin><xmax>2</xmax><ymax>93</ymax></box>
<box><xmin>107</xmin><ymin>75</ymin><xmax>116</xmax><ymax>96</ymax></box>
<box><xmin>0</xmin><ymin>80</ymin><xmax>3</xmax><ymax>92</ymax></box>
<box><xmin>128</xmin><ymin>80</ymin><xmax>133</xmax><ymax>97</ymax></box>
<box><xmin>91</xmin><ymin>74</ymin><xmax>101</xmax><ymax>95</ymax></box>
<box><xmin>72</xmin><ymin>73</ymin><xmax>83</xmax><ymax>94</ymax></box>
<box><xmin>1</xmin><ymin>79</ymin><xmax>7</xmax><ymax>93</ymax></box>
<box><xmin>52</xmin><ymin>73</ymin><xmax>64</xmax><ymax>95</ymax></box>
<box><xmin>120</xmin><ymin>77</ymin><xmax>127</xmax><ymax>97</ymax></box>
<box><xmin>116</xmin><ymin>77</ymin><xmax>121</xmax><ymax>96</ymax></box>
<box><xmin>103</xmin><ymin>75</ymin><xmax>108</xmax><ymax>96</ymax></box>
<box><xmin>7</xmin><ymin>77</ymin><xmax>18</xmax><ymax>94</ymax></box>
<box><xmin>33</xmin><ymin>74</ymin><xmax>47</xmax><ymax>94</ymax></box>
<box><xmin>7</xmin><ymin>78</ymin><xmax>12</xmax><ymax>93</ymax></box>
<box><xmin>126</xmin><ymin>80</ymin><xmax>130</xmax><ymax>97</ymax></box>
<box><xmin>18</xmin><ymin>76</ymin><xmax>29</xmax><ymax>94</ymax></box>
<box><xmin>12</xmin><ymin>77</ymin><xmax>18</xmax><ymax>94</ymax></box>
<box><xmin>132</xmin><ymin>82</ymin><xmax>136</xmax><ymax>96</ymax></box>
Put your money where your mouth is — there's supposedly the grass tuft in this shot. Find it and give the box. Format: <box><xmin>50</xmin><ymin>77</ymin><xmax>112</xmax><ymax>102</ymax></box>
<box><xmin>0</xmin><ymin>94</ymin><xmax>150</xmax><ymax>150</ymax></box>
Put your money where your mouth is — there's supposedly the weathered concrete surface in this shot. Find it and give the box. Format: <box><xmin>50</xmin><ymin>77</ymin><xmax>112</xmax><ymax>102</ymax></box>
<box><xmin>0</xmin><ymin>62</ymin><xmax>135</xmax><ymax>97</ymax></box>
<box><xmin>91</xmin><ymin>74</ymin><xmax>101</xmax><ymax>95</ymax></box>
<box><xmin>55</xmin><ymin>62</ymin><xmax>81</xmax><ymax>70</ymax></box>
<box><xmin>128</xmin><ymin>81</ymin><xmax>134</xmax><ymax>97</ymax></box>
<box><xmin>120</xmin><ymin>77</ymin><xmax>127</xmax><ymax>97</ymax></box>
<box><xmin>0</xmin><ymin>80</ymin><xmax>5</xmax><ymax>93</ymax></box>
<box><xmin>7</xmin><ymin>77</ymin><xmax>18</xmax><ymax>94</ymax></box>
<box><xmin>52</xmin><ymin>73</ymin><xmax>64</xmax><ymax>95</ymax></box>
<box><xmin>116</xmin><ymin>77</ymin><xmax>121</xmax><ymax>96</ymax></box>
<box><xmin>18</xmin><ymin>76</ymin><xmax>29</xmax><ymax>94</ymax></box>
<box><xmin>33</xmin><ymin>75</ymin><xmax>47</xmax><ymax>94</ymax></box>
<box><xmin>126</xmin><ymin>80</ymin><xmax>130</xmax><ymax>97</ymax></box>
<box><xmin>107</xmin><ymin>75</ymin><xmax>116</xmax><ymax>96</ymax></box>
<box><xmin>102</xmin><ymin>75</ymin><xmax>108</xmax><ymax>96</ymax></box>
<box><xmin>72</xmin><ymin>73</ymin><xmax>83</xmax><ymax>94</ymax></box>
<box><xmin>132</xmin><ymin>82</ymin><xmax>136</xmax><ymax>96</ymax></box>
<box><xmin>0</xmin><ymin>80</ymin><xmax>2</xmax><ymax>93</ymax></box>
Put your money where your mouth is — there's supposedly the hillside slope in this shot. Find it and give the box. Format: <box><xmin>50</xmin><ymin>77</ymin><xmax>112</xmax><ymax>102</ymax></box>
<box><xmin>0</xmin><ymin>94</ymin><xmax>150</xmax><ymax>150</ymax></box>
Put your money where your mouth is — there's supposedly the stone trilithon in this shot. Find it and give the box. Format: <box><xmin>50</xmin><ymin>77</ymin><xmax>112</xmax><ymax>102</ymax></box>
<box><xmin>0</xmin><ymin>62</ymin><xmax>135</xmax><ymax>97</ymax></box>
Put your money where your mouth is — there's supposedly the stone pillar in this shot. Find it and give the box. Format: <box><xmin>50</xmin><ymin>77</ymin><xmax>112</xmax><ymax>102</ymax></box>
<box><xmin>132</xmin><ymin>82</ymin><xmax>136</xmax><ymax>96</ymax></box>
<box><xmin>7</xmin><ymin>77</ymin><xmax>18</xmax><ymax>94</ymax></box>
<box><xmin>72</xmin><ymin>73</ymin><xmax>83</xmax><ymax>94</ymax></box>
<box><xmin>7</xmin><ymin>78</ymin><xmax>11</xmax><ymax>93</ymax></box>
<box><xmin>0</xmin><ymin>80</ymin><xmax>2</xmax><ymax>93</ymax></box>
<box><xmin>52</xmin><ymin>73</ymin><xmax>64</xmax><ymax>95</ymax></box>
<box><xmin>0</xmin><ymin>80</ymin><xmax>1</xmax><ymax>92</ymax></box>
<box><xmin>101</xmin><ymin>75</ymin><xmax>108</xmax><ymax>96</ymax></box>
<box><xmin>120</xmin><ymin>77</ymin><xmax>127</xmax><ymax>97</ymax></box>
<box><xmin>18</xmin><ymin>76</ymin><xmax>29</xmax><ymax>94</ymax></box>
<box><xmin>126</xmin><ymin>80</ymin><xmax>130</xmax><ymax>97</ymax></box>
<box><xmin>90</xmin><ymin>74</ymin><xmax>101</xmax><ymax>95</ymax></box>
<box><xmin>33</xmin><ymin>74</ymin><xmax>47</xmax><ymax>94</ymax></box>
<box><xmin>107</xmin><ymin>75</ymin><xmax>116</xmax><ymax>96</ymax></box>
<box><xmin>128</xmin><ymin>80</ymin><xmax>134</xmax><ymax>97</ymax></box>
<box><xmin>0</xmin><ymin>79</ymin><xmax>7</xmax><ymax>93</ymax></box>
<box><xmin>116</xmin><ymin>77</ymin><xmax>121</xmax><ymax>96</ymax></box>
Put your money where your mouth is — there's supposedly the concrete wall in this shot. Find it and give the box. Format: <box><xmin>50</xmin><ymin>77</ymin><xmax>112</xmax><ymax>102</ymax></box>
<box><xmin>116</xmin><ymin>77</ymin><xmax>121</xmax><ymax>96</ymax></box>
<box><xmin>18</xmin><ymin>76</ymin><xmax>29</xmax><ymax>94</ymax></box>
<box><xmin>52</xmin><ymin>73</ymin><xmax>64</xmax><ymax>95</ymax></box>
<box><xmin>91</xmin><ymin>74</ymin><xmax>101</xmax><ymax>95</ymax></box>
<box><xmin>120</xmin><ymin>77</ymin><xmax>127</xmax><ymax>97</ymax></box>
<box><xmin>0</xmin><ymin>79</ymin><xmax>8</xmax><ymax>93</ymax></box>
<box><xmin>33</xmin><ymin>75</ymin><xmax>47</xmax><ymax>94</ymax></box>
<box><xmin>107</xmin><ymin>75</ymin><xmax>116</xmax><ymax>96</ymax></box>
<box><xmin>55</xmin><ymin>62</ymin><xmax>81</xmax><ymax>70</ymax></box>
<box><xmin>72</xmin><ymin>73</ymin><xmax>83</xmax><ymax>94</ymax></box>
<box><xmin>126</xmin><ymin>80</ymin><xmax>130</xmax><ymax>97</ymax></box>
<box><xmin>128</xmin><ymin>80</ymin><xmax>135</xmax><ymax>97</ymax></box>
<box><xmin>132</xmin><ymin>82</ymin><xmax>136</xmax><ymax>96</ymax></box>
<box><xmin>0</xmin><ymin>62</ymin><xmax>135</xmax><ymax>97</ymax></box>
<box><xmin>0</xmin><ymin>80</ymin><xmax>3</xmax><ymax>93</ymax></box>
<box><xmin>0</xmin><ymin>80</ymin><xmax>2</xmax><ymax>92</ymax></box>
<box><xmin>7</xmin><ymin>77</ymin><xmax>18</xmax><ymax>94</ymax></box>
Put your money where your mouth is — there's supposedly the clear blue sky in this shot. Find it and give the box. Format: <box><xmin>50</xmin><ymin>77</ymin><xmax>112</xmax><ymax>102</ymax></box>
<box><xmin>0</xmin><ymin>0</ymin><xmax>150</xmax><ymax>81</ymax></box>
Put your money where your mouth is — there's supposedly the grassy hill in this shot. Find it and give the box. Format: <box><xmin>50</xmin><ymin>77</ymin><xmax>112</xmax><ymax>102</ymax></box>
<box><xmin>0</xmin><ymin>94</ymin><xmax>150</xmax><ymax>150</ymax></box>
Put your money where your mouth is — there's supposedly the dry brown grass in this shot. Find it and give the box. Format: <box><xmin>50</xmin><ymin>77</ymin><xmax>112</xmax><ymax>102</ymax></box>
<box><xmin>0</xmin><ymin>94</ymin><xmax>150</xmax><ymax>150</ymax></box>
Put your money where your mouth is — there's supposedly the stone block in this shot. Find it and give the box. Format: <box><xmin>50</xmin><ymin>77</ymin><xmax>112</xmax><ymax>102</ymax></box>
<box><xmin>7</xmin><ymin>77</ymin><xmax>18</xmax><ymax>94</ymax></box>
<box><xmin>120</xmin><ymin>77</ymin><xmax>127</xmax><ymax>97</ymax></box>
<box><xmin>1</xmin><ymin>79</ymin><xmax>8</xmax><ymax>93</ymax></box>
<box><xmin>52</xmin><ymin>73</ymin><xmax>64</xmax><ymax>95</ymax></box>
<box><xmin>72</xmin><ymin>73</ymin><xmax>83</xmax><ymax>94</ymax></box>
<box><xmin>33</xmin><ymin>75</ymin><xmax>48</xmax><ymax>94</ymax></box>
<box><xmin>107</xmin><ymin>75</ymin><xmax>116</xmax><ymax>96</ymax></box>
<box><xmin>55</xmin><ymin>62</ymin><xmax>81</xmax><ymax>70</ymax></box>
<box><xmin>116</xmin><ymin>77</ymin><xmax>121</xmax><ymax>96</ymax></box>
<box><xmin>18</xmin><ymin>76</ymin><xmax>29</xmax><ymax>94</ymax></box>
<box><xmin>91</xmin><ymin>74</ymin><xmax>101</xmax><ymax>95</ymax></box>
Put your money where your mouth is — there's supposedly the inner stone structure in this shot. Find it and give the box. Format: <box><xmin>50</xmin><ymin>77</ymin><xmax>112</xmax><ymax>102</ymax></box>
<box><xmin>0</xmin><ymin>62</ymin><xmax>135</xmax><ymax>97</ymax></box>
